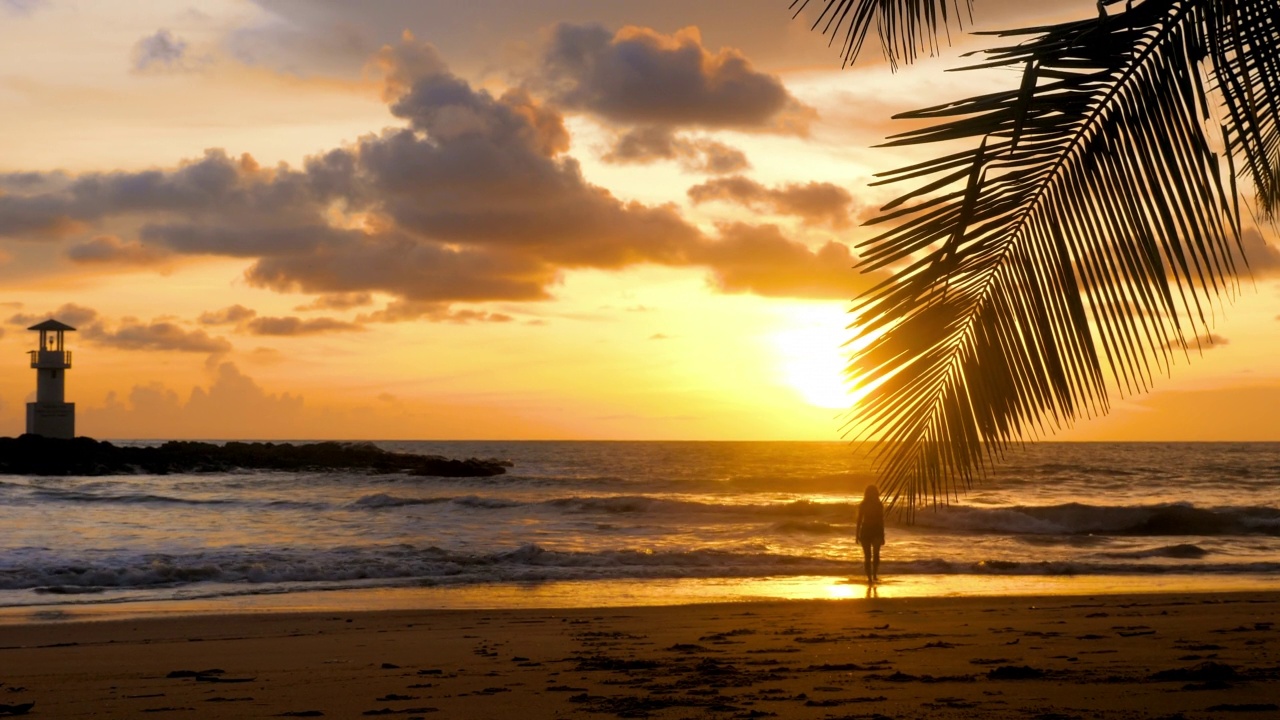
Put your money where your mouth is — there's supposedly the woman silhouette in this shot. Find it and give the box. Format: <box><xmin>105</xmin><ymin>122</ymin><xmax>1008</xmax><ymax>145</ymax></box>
<box><xmin>855</xmin><ymin>484</ymin><xmax>885</xmax><ymax>584</ymax></box>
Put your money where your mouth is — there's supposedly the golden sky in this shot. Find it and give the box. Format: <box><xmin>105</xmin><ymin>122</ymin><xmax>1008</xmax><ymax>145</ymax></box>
<box><xmin>2</xmin><ymin>0</ymin><xmax>1278</xmax><ymax>440</ymax></box>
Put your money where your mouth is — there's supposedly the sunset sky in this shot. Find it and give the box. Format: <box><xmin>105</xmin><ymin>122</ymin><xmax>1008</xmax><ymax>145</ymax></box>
<box><xmin>2</xmin><ymin>0</ymin><xmax>1279</xmax><ymax>441</ymax></box>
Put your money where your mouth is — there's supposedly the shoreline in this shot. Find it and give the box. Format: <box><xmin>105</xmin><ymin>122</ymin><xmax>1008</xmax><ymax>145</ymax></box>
<box><xmin>3</xmin><ymin>572</ymin><xmax>1277</xmax><ymax>626</ymax></box>
<box><xmin>1</xmin><ymin>589</ymin><xmax>1276</xmax><ymax>718</ymax></box>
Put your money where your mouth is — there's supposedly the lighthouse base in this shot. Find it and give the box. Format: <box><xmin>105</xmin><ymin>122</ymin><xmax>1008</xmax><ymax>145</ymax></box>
<box><xmin>26</xmin><ymin>402</ymin><xmax>75</xmax><ymax>439</ymax></box>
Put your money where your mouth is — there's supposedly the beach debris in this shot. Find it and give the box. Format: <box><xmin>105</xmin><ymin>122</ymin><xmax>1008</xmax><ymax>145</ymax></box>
<box><xmin>361</xmin><ymin>709</ymin><xmax>439</xmax><ymax>716</ymax></box>
<box><xmin>986</xmin><ymin>665</ymin><xmax>1046</xmax><ymax>680</ymax></box>
<box><xmin>1150</xmin><ymin>661</ymin><xmax>1239</xmax><ymax>683</ymax></box>
<box><xmin>699</xmin><ymin>629</ymin><xmax>755</xmax><ymax>642</ymax></box>
<box><xmin>375</xmin><ymin>694</ymin><xmax>417</xmax><ymax>701</ymax></box>
<box><xmin>866</xmin><ymin>670</ymin><xmax>976</xmax><ymax>683</ymax></box>
<box><xmin>664</xmin><ymin>643</ymin><xmax>711</xmax><ymax>653</ymax></box>
<box><xmin>899</xmin><ymin>640</ymin><xmax>962</xmax><ymax>651</ymax></box>
<box><xmin>276</xmin><ymin>712</ymin><xmax>325</xmax><ymax>718</ymax></box>
<box><xmin>969</xmin><ymin>658</ymin><xmax>1012</xmax><ymax>666</ymax></box>
<box><xmin>802</xmin><ymin>662</ymin><xmax>879</xmax><ymax>671</ymax></box>
<box><xmin>0</xmin><ymin>703</ymin><xmax>34</xmax><ymax>717</ymax></box>
<box><xmin>166</xmin><ymin>668</ymin><xmax>224</xmax><ymax>678</ymax></box>
<box><xmin>572</xmin><ymin>655</ymin><xmax>660</xmax><ymax>672</ymax></box>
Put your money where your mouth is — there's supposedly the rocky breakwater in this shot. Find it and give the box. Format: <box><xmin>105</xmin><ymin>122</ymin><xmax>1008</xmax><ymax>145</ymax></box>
<box><xmin>0</xmin><ymin>435</ymin><xmax>510</xmax><ymax>477</ymax></box>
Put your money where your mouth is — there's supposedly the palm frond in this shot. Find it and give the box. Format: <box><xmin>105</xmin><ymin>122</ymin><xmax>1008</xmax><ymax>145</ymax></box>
<box><xmin>844</xmin><ymin>0</ymin><xmax>1280</xmax><ymax>514</ymax></box>
<box><xmin>790</xmin><ymin>0</ymin><xmax>974</xmax><ymax>69</ymax></box>
<box><xmin>1209</xmin><ymin>0</ymin><xmax>1280</xmax><ymax>218</ymax></box>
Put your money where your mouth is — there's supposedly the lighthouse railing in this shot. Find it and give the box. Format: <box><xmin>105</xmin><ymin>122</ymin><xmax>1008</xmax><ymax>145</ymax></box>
<box><xmin>29</xmin><ymin>350</ymin><xmax>71</xmax><ymax>368</ymax></box>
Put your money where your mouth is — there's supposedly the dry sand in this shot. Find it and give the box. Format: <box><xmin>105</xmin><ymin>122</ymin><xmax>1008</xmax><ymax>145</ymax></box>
<box><xmin>1</xmin><ymin>591</ymin><xmax>1277</xmax><ymax>719</ymax></box>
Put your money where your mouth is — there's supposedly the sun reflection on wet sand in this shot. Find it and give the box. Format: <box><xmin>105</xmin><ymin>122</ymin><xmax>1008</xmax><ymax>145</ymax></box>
<box><xmin>3</xmin><ymin>572</ymin><xmax>1277</xmax><ymax>625</ymax></box>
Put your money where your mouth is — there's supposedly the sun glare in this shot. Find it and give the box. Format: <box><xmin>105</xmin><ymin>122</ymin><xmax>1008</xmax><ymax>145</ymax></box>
<box><xmin>773</xmin><ymin>315</ymin><xmax>853</xmax><ymax>410</ymax></box>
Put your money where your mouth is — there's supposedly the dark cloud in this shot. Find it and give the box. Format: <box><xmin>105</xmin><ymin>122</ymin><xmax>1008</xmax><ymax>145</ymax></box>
<box><xmin>695</xmin><ymin>223</ymin><xmax>866</xmax><ymax>300</ymax></box>
<box><xmin>243</xmin><ymin>315</ymin><xmax>364</xmax><ymax>336</ymax></box>
<box><xmin>83</xmin><ymin>320</ymin><xmax>232</xmax><ymax>353</ymax></box>
<box><xmin>357</xmin><ymin>300</ymin><xmax>514</xmax><ymax>324</ymax></box>
<box><xmin>0</xmin><ymin>34</ymin><xmax>862</xmax><ymax>309</ymax></box>
<box><xmin>1236</xmin><ymin>227</ymin><xmax>1280</xmax><ymax>276</ymax></box>
<box><xmin>688</xmin><ymin>176</ymin><xmax>855</xmax><ymax>228</ymax></box>
<box><xmin>0</xmin><ymin>171</ymin><xmax>68</xmax><ymax>191</ymax></box>
<box><xmin>0</xmin><ymin>0</ymin><xmax>44</xmax><ymax>15</ymax></box>
<box><xmin>294</xmin><ymin>292</ymin><xmax>374</xmax><ymax>311</ymax></box>
<box><xmin>67</xmin><ymin>235</ymin><xmax>169</xmax><ymax>266</ymax></box>
<box><xmin>540</xmin><ymin>24</ymin><xmax>812</xmax><ymax>134</ymax></box>
<box><xmin>1163</xmin><ymin>333</ymin><xmax>1229</xmax><ymax>353</ymax></box>
<box><xmin>605</xmin><ymin>127</ymin><xmax>749</xmax><ymax>174</ymax></box>
<box><xmin>8</xmin><ymin>303</ymin><xmax>100</xmax><ymax>329</ymax></box>
<box><xmin>132</xmin><ymin>29</ymin><xmax>193</xmax><ymax>73</ymax></box>
<box><xmin>198</xmin><ymin>305</ymin><xmax>258</xmax><ymax>325</ymax></box>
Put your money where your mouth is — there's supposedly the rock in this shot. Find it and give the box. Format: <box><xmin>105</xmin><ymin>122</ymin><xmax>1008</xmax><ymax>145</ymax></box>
<box><xmin>0</xmin><ymin>435</ymin><xmax>507</xmax><ymax>477</ymax></box>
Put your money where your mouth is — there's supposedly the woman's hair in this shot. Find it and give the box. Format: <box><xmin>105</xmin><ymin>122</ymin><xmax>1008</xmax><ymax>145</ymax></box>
<box><xmin>863</xmin><ymin>484</ymin><xmax>880</xmax><ymax>504</ymax></box>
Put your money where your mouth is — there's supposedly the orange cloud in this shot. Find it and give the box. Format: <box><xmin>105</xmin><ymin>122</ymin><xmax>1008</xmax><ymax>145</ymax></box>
<box><xmin>604</xmin><ymin>126</ymin><xmax>749</xmax><ymax>174</ymax></box>
<box><xmin>688</xmin><ymin>176</ymin><xmax>856</xmax><ymax>228</ymax></box>
<box><xmin>696</xmin><ymin>223</ymin><xmax>876</xmax><ymax>299</ymax></box>
<box><xmin>0</xmin><ymin>33</ymin><xmax>868</xmax><ymax>311</ymax></box>
<box><xmin>540</xmin><ymin>23</ymin><xmax>814</xmax><ymax>134</ymax></box>
<box><xmin>67</xmin><ymin>235</ymin><xmax>170</xmax><ymax>266</ymax></box>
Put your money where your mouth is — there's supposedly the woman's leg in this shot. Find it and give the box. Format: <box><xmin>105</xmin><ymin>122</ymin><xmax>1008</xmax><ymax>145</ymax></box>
<box><xmin>861</xmin><ymin>542</ymin><xmax>873</xmax><ymax>582</ymax></box>
<box><xmin>871</xmin><ymin>544</ymin><xmax>881</xmax><ymax>581</ymax></box>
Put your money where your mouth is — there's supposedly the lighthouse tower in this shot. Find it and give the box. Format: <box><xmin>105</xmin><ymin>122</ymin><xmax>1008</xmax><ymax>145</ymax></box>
<box><xmin>26</xmin><ymin>319</ymin><xmax>76</xmax><ymax>439</ymax></box>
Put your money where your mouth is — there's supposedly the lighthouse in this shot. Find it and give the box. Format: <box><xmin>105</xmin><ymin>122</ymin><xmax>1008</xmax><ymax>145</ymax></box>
<box><xmin>26</xmin><ymin>319</ymin><xmax>76</xmax><ymax>439</ymax></box>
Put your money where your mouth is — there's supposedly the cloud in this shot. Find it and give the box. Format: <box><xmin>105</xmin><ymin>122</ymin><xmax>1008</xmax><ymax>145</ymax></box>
<box><xmin>84</xmin><ymin>362</ymin><xmax>304</xmax><ymax>439</ymax></box>
<box><xmin>198</xmin><ymin>304</ymin><xmax>258</xmax><ymax>325</ymax></box>
<box><xmin>695</xmin><ymin>223</ymin><xmax>868</xmax><ymax>299</ymax></box>
<box><xmin>605</xmin><ymin>127</ymin><xmax>749</xmax><ymax>174</ymax></box>
<box><xmin>8</xmin><ymin>303</ymin><xmax>100</xmax><ymax>329</ymax></box>
<box><xmin>132</xmin><ymin>29</ymin><xmax>195</xmax><ymax>73</ymax></box>
<box><xmin>243</xmin><ymin>315</ymin><xmax>364</xmax><ymax>336</ymax></box>
<box><xmin>1236</xmin><ymin>227</ymin><xmax>1280</xmax><ymax>277</ymax></box>
<box><xmin>0</xmin><ymin>34</ymin><xmax>863</xmax><ymax>308</ymax></box>
<box><xmin>66</xmin><ymin>235</ymin><xmax>170</xmax><ymax>266</ymax></box>
<box><xmin>1163</xmin><ymin>332</ymin><xmax>1229</xmax><ymax>353</ymax></box>
<box><xmin>356</xmin><ymin>300</ymin><xmax>514</xmax><ymax>324</ymax></box>
<box><xmin>0</xmin><ymin>0</ymin><xmax>44</xmax><ymax>16</ymax></box>
<box><xmin>294</xmin><ymin>292</ymin><xmax>374</xmax><ymax>311</ymax></box>
<box><xmin>8</xmin><ymin>304</ymin><xmax>229</xmax><ymax>353</ymax></box>
<box><xmin>688</xmin><ymin>176</ymin><xmax>856</xmax><ymax>228</ymax></box>
<box><xmin>540</xmin><ymin>24</ymin><xmax>813</xmax><ymax>134</ymax></box>
<box><xmin>83</xmin><ymin>320</ymin><xmax>232</xmax><ymax>353</ymax></box>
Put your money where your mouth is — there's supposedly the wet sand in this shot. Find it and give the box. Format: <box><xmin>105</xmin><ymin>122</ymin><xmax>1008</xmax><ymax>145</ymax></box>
<box><xmin>1</xmin><ymin>591</ymin><xmax>1277</xmax><ymax>719</ymax></box>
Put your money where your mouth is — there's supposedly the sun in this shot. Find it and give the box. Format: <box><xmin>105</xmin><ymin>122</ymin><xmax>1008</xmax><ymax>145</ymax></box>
<box><xmin>772</xmin><ymin>313</ymin><xmax>854</xmax><ymax>410</ymax></box>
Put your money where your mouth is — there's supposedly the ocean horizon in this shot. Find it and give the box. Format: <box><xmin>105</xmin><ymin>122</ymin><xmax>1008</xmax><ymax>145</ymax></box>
<box><xmin>3</xmin><ymin>440</ymin><xmax>1278</xmax><ymax>619</ymax></box>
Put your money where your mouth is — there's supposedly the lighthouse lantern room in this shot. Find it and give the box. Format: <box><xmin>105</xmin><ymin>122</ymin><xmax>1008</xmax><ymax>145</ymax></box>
<box><xmin>26</xmin><ymin>318</ymin><xmax>76</xmax><ymax>439</ymax></box>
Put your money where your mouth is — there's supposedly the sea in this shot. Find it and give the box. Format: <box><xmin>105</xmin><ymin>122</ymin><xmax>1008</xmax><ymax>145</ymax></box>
<box><xmin>1</xmin><ymin>441</ymin><xmax>1278</xmax><ymax>618</ymax></box>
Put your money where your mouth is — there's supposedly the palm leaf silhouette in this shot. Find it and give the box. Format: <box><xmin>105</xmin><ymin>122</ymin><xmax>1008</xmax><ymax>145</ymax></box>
<box><xmin>789</xmin><ymin>0</ymin><xmax>974</xmax><ymax>69</ymax></box>
<box><xmin>801</xmin><ymin>0</ymin><xmax>1280</xmax><ymax>513</ymax></box>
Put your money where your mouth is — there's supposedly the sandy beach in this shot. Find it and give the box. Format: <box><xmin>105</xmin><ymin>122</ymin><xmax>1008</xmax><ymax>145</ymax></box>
<box><xmin>1</xmin><ymin>591</ymin><xmax>1276</xmax><ymax>719</ymax></box>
